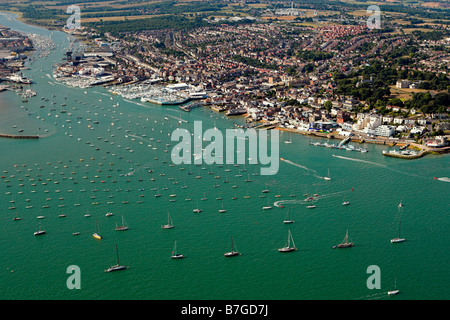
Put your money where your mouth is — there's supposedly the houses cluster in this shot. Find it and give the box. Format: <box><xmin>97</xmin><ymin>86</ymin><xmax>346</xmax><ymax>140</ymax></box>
<box><xmin>58</xmin><ymin>19</ymin><xmax>448</xmax><ymax>145</ymax></box>
<box><xmin>0</xmin><ymin>25</ymin><xmax>32</xmax><ymax>79</ymax></box>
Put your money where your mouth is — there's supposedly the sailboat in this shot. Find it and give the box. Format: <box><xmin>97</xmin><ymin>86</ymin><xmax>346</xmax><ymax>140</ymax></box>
<box><xmin>218</xmin><ymin>203</ymin><xmax>227</xmax><ymax>213</ymax></box>
<box><xmin>284</xmin><ymin>134</ymin><xmax>292</xmax><ymax>144</ymax></box>
<box><xmin>306</xmin><ymin>200</ymin><xmax>316</xmax><ymax>209</ymax></box>
<box><xmin>278</xmin><ymin>229</ymin><xmax>297</xmax><ymax>252</ymax></box>
<box><xmin>342</xmin><ymin>192</ymin><xmax>350</xmax><ymax>206</ymax></box>
<box><xmin>391</xmin><ymin>208</ymin><xmax>406</xmax><ymax>243</ymax></box>
<box><xmin>115</xmin><ymin>216</ymin><xmax>129</xmax><ymax>231</ymax></box>
<box><xmin>333</xmin><ymin>230</ymin><xmax>353</xmax><ymax>248</ymax></box>
<box><xmin>170</xmin><ymin>240</ymin><xmax>184</xmax><ymax>259</ymax></box>
<box><xmin>93</xmin><ymin>221</ymin><xmax>102</xmax><ymax>239</ymax></box>
<box><xmin>161</xmin><ymin>212</ymin><xmax>174</xmax><ymax>229</ymax></box>
<box><xmin>323</xmin><ymin>168</ymin><xmax>331</xmax><ymax>181</ymax></box>
<box><xmin>193</xmin><ymin>201</ymin><xmax>201</xmax><ymax>213</ymax></box>
<box><xmin>34</xmin><ymin>223</ymin><xmax>46</xmax><ymax>236</ymax></box>
<box><xmin>224</xmin><ymin>236</ymin><xmax>240</xmax><ymax>257</ymax></box>
<box><xmin>262</xmin><ymin>199</ymin><xmax>272</xmax><ymax>210</ymax></box>
<box><xmin>105</xmin><ymin>244</ymin><xmax>128</xmax><ymax>272</ymax></box>
<box><xmin>388</xmin><ymin>278</ymin><xmax>400</xmax><ymax>295</ymax></box>
<box><xmin>283</xmin><ymin>209</ymin><xmax>294</xmax><ymax>224</ymax></box>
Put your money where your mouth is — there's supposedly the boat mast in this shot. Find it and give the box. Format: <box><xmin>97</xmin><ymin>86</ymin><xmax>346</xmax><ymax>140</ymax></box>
<box><xmin>115</xmin><ymin>244</ymin><xmax>120</xmax><ymax>265</ymax></box>
<box><xmin>289</xmin><ymin>230</ymin><xmax>296</xmax><ymax>249</ymax></box>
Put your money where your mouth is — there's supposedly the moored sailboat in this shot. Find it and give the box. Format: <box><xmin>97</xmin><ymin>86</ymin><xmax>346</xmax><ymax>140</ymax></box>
<box><xmin>105</xmin><ymin>244</ymin><xmax>128</xmax><ymax>272</ymax></box>
<box><xmin>388</xmin><ymin>278</ymin><xmax>400</xmax><ymax>295</ymax></box>
<box><xmin>283</xmin><ymin>209</ymin><xmax>294</xmax><ymax>224</ymax></box>
<box><xmin>391</xmin><ymin>208</ymin><xmax>406</xmax><ymax>243</ymax></box>
<box><xmin>224</xmin><ymin>236</ymin><xmax>240</xmax><ymax>257</ymax></box>
<box><xmin>161</xmin><ymin>212</ymin><xmax>174</xmax><ymax>229</ymax></box>
<box><xmin>93</xmin><ymin>220</ymin><xmax>102</xmax><ymax>239</ymax></box>
<box><xmin>115</xmin><ymin>216</ymin><xmax>129</xmax><ymax>231</ymax></box>
<box><xmin>34</xmin><ymin>223</ymin><xmax>46</xmax><ymax>236</ymax></box>
<box><xmin>278</xmin><ymin>229</ymin><xmax>297</xmax><ymax>252</ymax></box>
<box><xmin>170</xmin><ymin>240</ymin><xmax>184</xmax><ymax>259</ymax></box>
<box><xmin>333</xmin><ymin>230</ymin><xmax>353</xmax><ymax>248</ymax></box>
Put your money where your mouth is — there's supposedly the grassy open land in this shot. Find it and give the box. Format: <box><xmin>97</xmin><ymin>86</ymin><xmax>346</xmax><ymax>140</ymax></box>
<box><xmin>389</xmin><ymin>85</ymin><xmax>445</xmax><ymax>101</ymax></box>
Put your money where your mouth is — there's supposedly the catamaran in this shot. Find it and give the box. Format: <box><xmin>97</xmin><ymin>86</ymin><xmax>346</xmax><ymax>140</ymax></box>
<box><xmin>278</xmin><ymin>229</ymin><xmax>297</xmax><ymax>252</ymax></box>
<box><xmin>224</xmin><ymin>236</ymin><xmax>240</xmax><ymax>257</ymax></box>
<box><xmin>105</xmin><ymin>244</ymin><xmax>128</xmax><ymax>272</ymax></box>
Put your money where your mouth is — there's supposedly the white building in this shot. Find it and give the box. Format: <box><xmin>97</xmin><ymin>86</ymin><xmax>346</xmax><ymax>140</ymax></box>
<box><xmin>374</xmin><ymin>125</ymin><xmax>395</xmax><ymax>137</ymax></box>
<box><xmin>393</xmin><ymin>117</ymin><xmax>404</xmax><ymax>125</ymax></box>
<box><xmin>410</xmin><ymin>126</ymin><xmax>425</xmax><ymax>135</ymax></box>
<box><xmin>396</xmin><ymin>80</ymin><xmax>410</xmax><ymax>89</ymax></box>
<box><xmin>352</xmin><ymin>113</ymin><xmax>381</xmax><ymax>132</ymax></box>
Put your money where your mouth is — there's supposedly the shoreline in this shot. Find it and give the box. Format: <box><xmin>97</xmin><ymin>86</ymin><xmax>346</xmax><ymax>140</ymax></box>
<box><xmin>274</xmin><ymin>126</ymin><xmax>449</xmax><ymax>159</ymax></box>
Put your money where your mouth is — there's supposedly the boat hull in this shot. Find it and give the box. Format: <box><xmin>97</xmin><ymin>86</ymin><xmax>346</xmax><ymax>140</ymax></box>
<box><xmin>93</xmin><ymin>233</ymin><xmax>102</xmax><ymax>239</ymax></box>
<box><xmin>278</xmin><ymin>247</ymin><xmax>296</xmax><ymax>252</ymax></box>
<box><xmin>390</xmin><ymin>238</ymin><xmax>406</xmax><ymax>243</ymax></box>
<box><xmin>105</xmin><ymin>265</ymin><xmax>128</xmax><ymax>272</ymax></box>
<box><xmin>224</xmin><ymin>251</ymin><xmax>239</xmax><ymax>257</ymax></box>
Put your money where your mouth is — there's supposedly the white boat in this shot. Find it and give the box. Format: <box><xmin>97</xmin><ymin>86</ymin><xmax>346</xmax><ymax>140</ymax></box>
<box><xmin>105</xmin><ymin>244</ymin><xmax>128</xmax><ymax>272</ymax></box>
<box><xmin>224</xmin><ymin>236</ymin><xmax>240</xmax><ymax>257</ymax></box>
<box><xmin>388</xmin><ymin>279</ymin><xmax>400</xmax><ymax>295</ymax></box>
<box><xmin>105</xmin><ymin>212</ymin><xmax>114</xmax><ymax>217</ymax></box>
<box><xmin>391</xmin><ymin>207</ymin><xmax>406</xmax><ymax>243</ymax></box>
<box><xmin>161</xmin><ymin>212</ymin><xmax>174</xmax><ymax>229</ymax></box>
<box><xmin>262</xmin><ymin>199</ymin><xmax>272</xmax><ymax>210</ymax></box>
<box><xmin>283</xmin><ymin>209</ymin><xmax>294</xmax><ymax>224</ymax></box>
<box><xmin>115</xmin><ymin>216</ymin><xmax>129</xmax><ymax>231</ymax></box>
<box><xmin>342</xmin><ymin>193</ymin><xmax>350</xmax><ymax>206</ymax></box>
<box><xmin>170</xmin><ymin>240</ymin><xmax>184</xmax><ymax>259</ymax></box>
<box><xmin>34</xmin><ymin>223</ymin><xmax>46</xmax><ymax>236</ymax></box>
<box><xmin>218</xmin><ymin>203</ymin><xmax>227</xmax><ymax>213</ymax></box>
<box><xmin>284</xmin><ymin>135</ymin><xmax>292</xmax><ymax>144</ymax></box>
<box><xmin>193</xmin><ymin>201</ymin><xmax>202</xmax><ymax>213</ymax></box>
<box><xmin>278</xmin><ymin>229</ymin><xmax>297</xmax><ymax>252</ymax></box>
<box><xmin>323</xmin><ymin>168</ymin><xmax>331</xmax><ymax>181</ymax></box>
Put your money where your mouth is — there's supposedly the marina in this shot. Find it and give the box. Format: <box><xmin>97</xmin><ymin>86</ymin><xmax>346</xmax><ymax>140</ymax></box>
<box><xmin>0</xmin><ymin>12</ymin><xmax>449</xmax><ymax>301</ymax></box>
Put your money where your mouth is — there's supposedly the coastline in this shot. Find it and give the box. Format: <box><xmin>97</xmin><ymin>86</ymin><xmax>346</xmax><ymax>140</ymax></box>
<box><xmin>275</xmin><ymin>125</ymin><xmax>449</xmax><ymax>159</ymax></box>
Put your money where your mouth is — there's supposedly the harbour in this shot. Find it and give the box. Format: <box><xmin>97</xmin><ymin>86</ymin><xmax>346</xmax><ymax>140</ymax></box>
<box><xmin>0</xmin><ymin>12</ymin><xmax>449</xmax><ymax>301</ymax></box>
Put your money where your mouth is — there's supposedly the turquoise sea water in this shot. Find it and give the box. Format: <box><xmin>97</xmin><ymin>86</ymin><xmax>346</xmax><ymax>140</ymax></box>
<box><xmin>0</xmin><ymin>13</ymin><xmax>449</xmax><ymax>300</ymax></box>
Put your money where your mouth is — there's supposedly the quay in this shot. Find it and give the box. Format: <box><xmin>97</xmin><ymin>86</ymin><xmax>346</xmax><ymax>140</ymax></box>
<box><xmin>275</xmin><ymin>126</ymin><xmax>449</xmax><ymax>159</ymax></box>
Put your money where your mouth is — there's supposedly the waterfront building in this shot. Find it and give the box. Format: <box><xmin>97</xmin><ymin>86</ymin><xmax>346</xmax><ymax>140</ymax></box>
<box><xmin>374</xmin><ymin>125</ymin><xmax>395</xmax><ymax>137</ymax></box>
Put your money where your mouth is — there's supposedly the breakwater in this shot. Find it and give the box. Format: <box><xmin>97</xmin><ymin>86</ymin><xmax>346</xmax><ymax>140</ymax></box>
<box><xmin>0</xmin><ymin>133</ymin><xmax>39</xmax><ymax>139</ymax></box>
